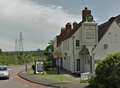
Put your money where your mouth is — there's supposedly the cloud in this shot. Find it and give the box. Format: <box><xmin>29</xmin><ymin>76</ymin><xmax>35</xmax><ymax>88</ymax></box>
<box><xmin>0</xmin><ymin>0</ymin><xmax>80</xmax><ymax>51</ymax></box>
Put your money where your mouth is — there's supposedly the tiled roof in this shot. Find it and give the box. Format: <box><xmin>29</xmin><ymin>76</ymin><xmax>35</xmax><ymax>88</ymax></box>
<box><xmin>56</xmin><ymin>22</ymin><xmax>82</xmax><ymax>47</ymax></box>
<box><xmin>115</xmin><ymin>15</ymin><xmax>120</xmax><ymax>24</ymax></box>
<box><xmin>56</xmin><ymin>7</ymin><xmax>93</xmax><ymax>47</ymax></box>
<box><xmin>98</xmin><ymin>15</ymin><xmax>120</xmax><ymax>41</ymax></box>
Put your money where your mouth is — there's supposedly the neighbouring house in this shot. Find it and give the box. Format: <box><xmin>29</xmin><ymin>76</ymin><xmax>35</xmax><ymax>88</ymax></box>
<box><xmin>94</xmin><ymin>15</ymin><xmax>120</xmax><ymax>60</ymax></box>
<box><xmin>53</xmin><ymin>7</ymin><xmax>98</xmax><ymax>74</ymax></box>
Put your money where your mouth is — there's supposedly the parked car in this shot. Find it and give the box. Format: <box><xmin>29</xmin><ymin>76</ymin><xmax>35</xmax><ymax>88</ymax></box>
<box><xmin>0</xmin><ymin>65</ymin><xmax>10</xmax><ymax>79</ymax></box>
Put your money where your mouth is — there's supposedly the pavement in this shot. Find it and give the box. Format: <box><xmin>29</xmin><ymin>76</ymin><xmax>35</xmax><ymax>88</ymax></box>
<box><xmin>18</xmin><ymin>71</ymin><xmax>88</xmax><ymax>88</ymax></box>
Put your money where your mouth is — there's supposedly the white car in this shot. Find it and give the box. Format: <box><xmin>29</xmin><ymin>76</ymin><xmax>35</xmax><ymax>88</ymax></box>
<box><xmin>0</xmin><ymin>65</ymin><xmax>10</xmax><ymax>79</ymax></box>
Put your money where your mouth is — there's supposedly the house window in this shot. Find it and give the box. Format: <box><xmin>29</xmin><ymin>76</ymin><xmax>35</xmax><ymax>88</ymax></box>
<box><xmin>76</xmin><ymin>40</ymin><xmax>80</xmax><ymax>47</ymax></box>
<box><xmin>77</xmin><ymin>59</ymin><xmax>80</xmax><ymax>71</ymax></box>
<box><xmin>104</xmin><ymin>44</ymin><xmax>108</xmax><ymax>49</ymax></box>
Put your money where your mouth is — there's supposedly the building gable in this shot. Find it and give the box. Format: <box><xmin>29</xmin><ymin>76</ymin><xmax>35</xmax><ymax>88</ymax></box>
<box><xmin>98</xmin><ymin>15</ymin><xmax>120</xmax><ymax>42</ymax></box>
<box><xmin>94</xmin><ymin>21</ymin><xmax>120</xmax><ymax>60</ymax></box>
<box><xmin>56</xmin><ymin>7</ymin><xmax>96</xmax><ymax>47</ymax></box>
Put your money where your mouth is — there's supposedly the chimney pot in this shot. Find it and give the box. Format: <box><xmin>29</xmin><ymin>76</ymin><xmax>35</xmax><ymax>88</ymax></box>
<box><xmin>73</xmin><ymin>22</ymin><xmax>78</xmax><ymax>29</ymax></box>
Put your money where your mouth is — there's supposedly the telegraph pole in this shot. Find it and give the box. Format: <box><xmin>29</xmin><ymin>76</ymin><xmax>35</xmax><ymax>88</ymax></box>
<box><xmin>15</xmin><ymin>39</ymin><xmax>18</xmax><ymax>56</ymax></box>
<box><xmin>18</xmin><ymin>32</ymin><xmax>27</xmax><ymax>72</ymax></box>
<box><xmin>19</xmin><ymin>32</ymin><xmax>23</xmax><ymax>55</ymax></box>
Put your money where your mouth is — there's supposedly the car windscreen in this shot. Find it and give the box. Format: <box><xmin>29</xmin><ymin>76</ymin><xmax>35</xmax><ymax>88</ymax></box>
<box><xmin>0</xmin><ymin>67</ymin><xmax>7</xmax><ymax>71</ymax></box>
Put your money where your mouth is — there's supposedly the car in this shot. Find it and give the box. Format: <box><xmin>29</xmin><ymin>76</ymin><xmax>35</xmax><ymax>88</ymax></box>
<box><xmin>0</xmin><ymin>65</ymin><xmax>10</xmax><ymax>79</ymax></box>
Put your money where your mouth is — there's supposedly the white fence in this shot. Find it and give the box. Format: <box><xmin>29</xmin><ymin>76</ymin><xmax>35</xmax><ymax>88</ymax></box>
<box><xmin>81</xmin><ymin>72</ymin><xmax>91</xmax><ymax>80</ymax></box>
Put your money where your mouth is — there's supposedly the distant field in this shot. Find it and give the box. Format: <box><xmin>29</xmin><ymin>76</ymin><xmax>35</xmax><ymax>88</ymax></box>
<box><xmin>0</xmin><ymin>54</ymin><xmax>18</xmax><ymax>65</ymax></box>
<box><xmin>0</xmin><ymin>53</ymin><xmax>41</xmax><ymax>65</ymax></box>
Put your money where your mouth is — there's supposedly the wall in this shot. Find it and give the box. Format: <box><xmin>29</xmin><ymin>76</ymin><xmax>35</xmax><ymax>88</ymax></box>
<box><xmin>94</xmin><ymin>21</ymin><xmax>120</xmax><ymax>60</ymax></box>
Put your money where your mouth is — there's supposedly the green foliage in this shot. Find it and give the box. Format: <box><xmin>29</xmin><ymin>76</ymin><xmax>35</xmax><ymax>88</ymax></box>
<box><xmin>44</xmin><ymin>41</ymin><xmax>54</xmax><ymax>56</ymax></box>
<box><xmin>0</xmin><ymin>49</ymin><xmax>2</xmax><ymax>54</ymax></box>
<box><xmin>17</xmin><ymin>55</ymin><xmax>24</xmax><ymax>64</ymax></box>
<box><xmin>43</xmin><ymin>41</ymin><xmax>54</xmax><ymax>71</ymax></box>
<box><xmin>0</xmin><ymin>55</ymin><xmax>17</xmax><ymax>65</ymax></box>
<box><xmin>32</xmin><ymin>64</ymin><xmax>35</xmax><ymax>71</ymax></box>
<box><xmin>44</xmin><ymin>60</ymin><xmax>52</xmax><ymax>70</ymax></box>
<box><xmin>89</xmin><ymin>53</ymin><xmax>120</xmax><ymax>88</ymax></box>
<box><xmin>0</xmin><ymin>53</ymin><xmax>37</xmax><ymax>65</ymax></box>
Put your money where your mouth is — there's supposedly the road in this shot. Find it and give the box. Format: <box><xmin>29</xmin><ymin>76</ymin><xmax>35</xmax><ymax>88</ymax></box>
<box><xmin>0</xmin><ymin>65</ymin><xmax>51</xmax><ymax>88</ymax></box>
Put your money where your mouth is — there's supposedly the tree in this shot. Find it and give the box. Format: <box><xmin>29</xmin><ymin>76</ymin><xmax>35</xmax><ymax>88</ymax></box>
<box><xmin>0</xmin><ymin>49</ymin><xmax>2</xmax><ymax>54</ymax></box>
<box><xmin>44</xmin><ymin>40</ymin><xmax>54</xmax><ymax>56</ymax></box>
<box><xmin>37</xmin><ymin>49</ymin><xmax>41</xmax><ymax>52</ymax></box>
<box><xmin>89</xmin><ymin>52</ymin><xmax>120</xmax><ymax>88</ymax></box>
<box><xmin>43</xmin><ymin>40</ymin><xmax>54</xmax><ymax>70</ymax></box>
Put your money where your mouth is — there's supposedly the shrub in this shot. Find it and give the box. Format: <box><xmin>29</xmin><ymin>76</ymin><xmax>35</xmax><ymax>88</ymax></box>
<box><xmin>32</xmin><ymin>64</ymin><xmax>35</xmax><ymax>71</ymax></box>
<box><xmin>89</xmin><ymin>53</ymin><xmax>120</xmax><ymax>88</ymax></box>
<box><xmin>32</xmin><ymin>64</ymin><xmax>36</xmax><ymax>74</ymax></box>
<box><xmin>44</xmin><ymin>60</ymin><xmax>52</xmax><ymax>71</ymax></box>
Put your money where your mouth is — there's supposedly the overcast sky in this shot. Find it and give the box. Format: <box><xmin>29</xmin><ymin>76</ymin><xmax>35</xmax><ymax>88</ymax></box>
<box><xmin>0</xmin><ymin>0</ymin><xmax>120</xmax><ymax>51</ymax></box>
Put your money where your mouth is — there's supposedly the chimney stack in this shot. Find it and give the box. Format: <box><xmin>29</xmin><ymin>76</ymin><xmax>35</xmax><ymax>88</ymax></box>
<box><xmin>73</xmin><ymin>22</ymin><xmax>78</xmax><ymax>29</ymax></box>
<box><xmin>61</xmin><ymin>27</ymin><xmax>65</xmax><ymax>33</ymax></box>
<box><xmin>65</xmin><ymin>22</ymin><xmax>72</xmax><ymax>33</ymax></box>
<box><xmin>66</xmin><ymin>23</ymin><xmax>72</xmax><ymax>29</ymax></box>
<box><xmin>82</xmin><ymin>7</ymin><xmax>93</xmax><ymax>22</ymax></box>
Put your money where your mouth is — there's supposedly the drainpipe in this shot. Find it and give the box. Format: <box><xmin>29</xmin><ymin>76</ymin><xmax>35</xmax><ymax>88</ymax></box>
<box><xmin>91</xmin><ymin>53</ymin><xmax>95</xmax><ymax>74</ymax></box>
<box><xmin>72</xmin><ymin>36</ymin><xmax>75</xmax><ymax>73</ymax></box>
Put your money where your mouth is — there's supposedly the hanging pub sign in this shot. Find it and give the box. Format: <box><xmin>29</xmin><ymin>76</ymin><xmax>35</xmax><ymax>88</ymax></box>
<box><xmin>81</xmin><ymin>22</ymin><xmax>98</xmax><ymax>46</ymax></box>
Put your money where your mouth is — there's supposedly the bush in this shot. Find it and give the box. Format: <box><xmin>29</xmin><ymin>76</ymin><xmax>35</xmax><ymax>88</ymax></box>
<box><xmin>44</xmin><ymin>60</ymin><xmax>52</xmax><ymax>71</ymax></box>
<box><xmin>32</xmin><ymin>64</ymin><xmax>35</xmax><ymax>71</ymax></box>
<box><xmin>89</xmin><ymin>53</ymin><xmax>120</xmax><ymax>88</ymax></box>
<box><xmin>32</xmin><ymin>64</ymin><xmax>36</xmax><ymax>74</ymax></box>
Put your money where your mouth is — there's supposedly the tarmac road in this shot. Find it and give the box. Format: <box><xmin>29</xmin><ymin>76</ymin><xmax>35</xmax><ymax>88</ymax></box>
<box><xmin>0</xmin><ymin>65</ymin><xmax>51</xmax><ymax>88</ymax></box>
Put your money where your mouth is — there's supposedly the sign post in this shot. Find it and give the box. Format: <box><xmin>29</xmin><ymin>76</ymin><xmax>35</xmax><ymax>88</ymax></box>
<box><xmin>35</xmin><ymin>61</ymin><xmax>44</xmax><ymax>74</ymax></box>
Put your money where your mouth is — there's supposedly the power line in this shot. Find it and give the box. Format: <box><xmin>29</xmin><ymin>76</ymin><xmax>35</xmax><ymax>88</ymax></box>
<box><xmin>18</xmin><ymin>32</ymin><xmax>24</xmax><ymax>55</ymax></box>
<box><xmin>15</xmin><ymin>39</ymin><xmax>18</xmax><ymax>56</ymax></box>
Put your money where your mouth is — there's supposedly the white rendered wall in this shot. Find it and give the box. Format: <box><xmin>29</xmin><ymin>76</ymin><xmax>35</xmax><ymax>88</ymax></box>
<box><xmin>94</xmin><ymin>21</ymin><xmax>120</xmax><ymax>60</ymax></box>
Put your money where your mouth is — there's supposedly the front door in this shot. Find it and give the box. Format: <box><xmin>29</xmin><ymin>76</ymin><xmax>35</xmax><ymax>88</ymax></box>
<box><xmin>77</xmin><ymin>59</ymin><xmax>80</xmax><ymax>72</ymax></box>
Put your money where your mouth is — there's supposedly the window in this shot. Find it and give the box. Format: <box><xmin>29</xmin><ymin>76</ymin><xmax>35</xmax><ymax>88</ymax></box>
<box><xmin>76</xmin><ymin>40</ymin><xmax>80</xmax><ymax>47</ymax></box>
<box><xmin>104</xmin><ymin>44</ymin><xmax>108</xmax><ymax>49</ymax></box>
<box><xmin>0</xmin><ymin>67</ymin><xmax>7</xmax><ymax>71</ymax></box>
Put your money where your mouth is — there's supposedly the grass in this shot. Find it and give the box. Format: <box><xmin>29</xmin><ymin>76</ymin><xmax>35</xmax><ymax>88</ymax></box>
<box><xmin>28</xmin><ymin>68</ymin><xmax>89</xmax><ymax>88</ymax></box>
<box><xmin>0</xmin><ymin>53</ymin><xmax>38</xmax><ymax>65</ymax></box>
<box><xmin>28</xmin><ymin>68</ymin><xmax>80</xmax><ymax>83</ymax></box>
<box><xmin>35</xmin><ymin>74</ymin><xmax>70</xmax><ymax>82</ymax></box>
<box><xmin>0</xmin><ymin>54</ymin><xmax>17</xmax><ymax>65</ymax></box>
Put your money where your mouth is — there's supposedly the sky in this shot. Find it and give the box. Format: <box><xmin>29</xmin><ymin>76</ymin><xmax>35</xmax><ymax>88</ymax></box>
<box><xmin>0</xmin><ymin>0</ymin><xmax>120</xmax><ymax>51</ymax></box>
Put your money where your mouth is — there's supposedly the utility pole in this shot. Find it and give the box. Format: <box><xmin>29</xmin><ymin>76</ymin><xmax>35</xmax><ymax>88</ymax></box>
<box><xmin>19</xmin><ymin>32</ymin><xmax>23</xmax><ymax>55</ymax></box>
<box><xmin>15</xmin><ymin>39</ymin><xmax>18</xmax><ymax>56</ymax></box>
<box><xmin>18</xmin><ymin>32</ymin><xmax>27</xmax><ymax>72</ymax></box>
